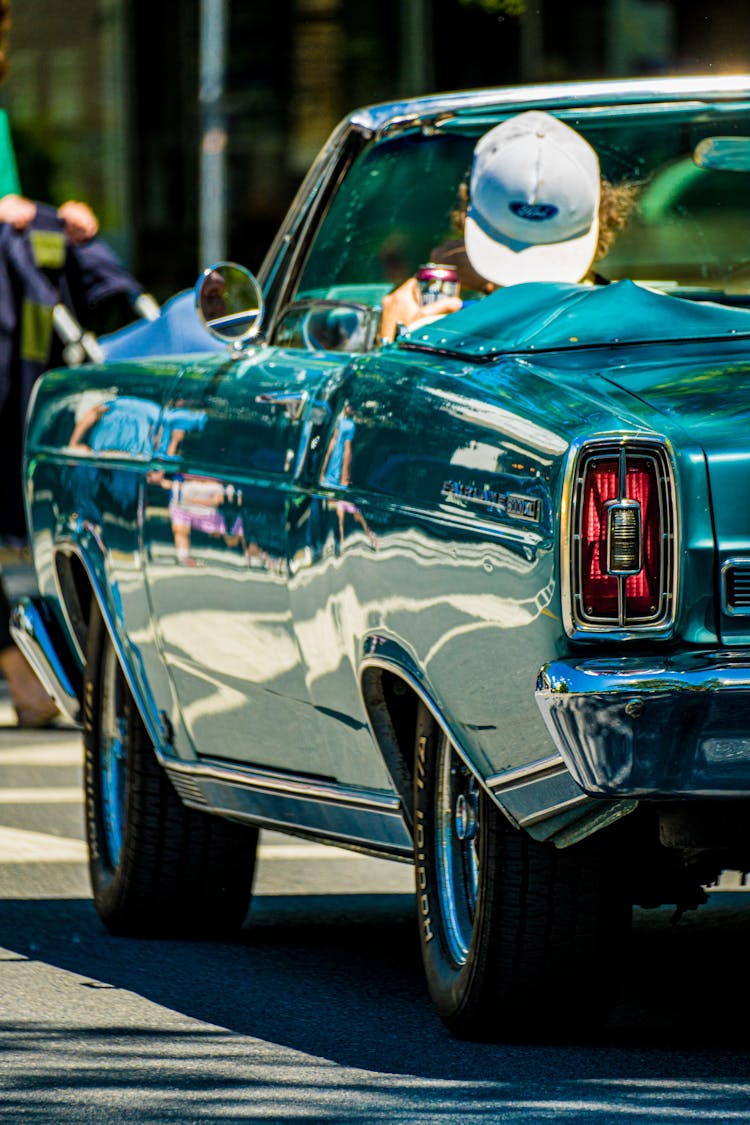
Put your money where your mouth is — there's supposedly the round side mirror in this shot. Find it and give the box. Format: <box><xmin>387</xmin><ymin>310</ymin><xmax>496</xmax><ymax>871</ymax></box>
<box><xmin>195</xmin><ymin>262</ymin><xmax>264</xmax><ymax>346</ymax></box>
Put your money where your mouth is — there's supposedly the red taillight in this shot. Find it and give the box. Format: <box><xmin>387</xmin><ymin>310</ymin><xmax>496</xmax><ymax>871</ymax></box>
<box><xmin>571</xmin><ymin>442</ymin><xmax>674</xmax><ymax>630</ymax></box>
<box><xmin>580</xmin><ymin>458</ymin><xmax>620</xmax><ymax>619</ymax></box>
<box><xmin>624</xmin><ymin>462</ymin><xmax>660</xmax><ymax>617</ymax></box>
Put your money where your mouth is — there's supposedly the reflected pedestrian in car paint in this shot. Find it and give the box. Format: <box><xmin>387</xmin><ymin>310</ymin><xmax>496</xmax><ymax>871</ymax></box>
<box><xmin>150</xmin><ymin>468</ymin><xmax>285</xmax><ymax>574</ymax></box>
<box><xmin>320</xmin><ymin>402</ymin><xmax>378</xmax><ymax>552</ymax></box>
<box><xmin>167</xmin><ymin>475</ymin><xmax>244</xmax><ymax>567</ymax></box>
<box><xmin>321</xmin><ymin>402</ymin><xmax>356</xmax><ymax>490</ymax></box>
<box><xmin>68</xmin><ymin>394</ymin><xmax>156</xmax><ymax>456</ymax></box>
<box><xmin>66</xmin><ymin>396</ymin><xmax>208</xmax><ymax>460</ymax></box>
<box><xmin>65</xmin><ymin>397</ymin><xmax>211</xmax><ymax>547</ymax></box>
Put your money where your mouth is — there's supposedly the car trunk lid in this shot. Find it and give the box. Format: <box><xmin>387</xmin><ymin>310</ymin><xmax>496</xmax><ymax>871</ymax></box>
<box><xmin>601</xmin><ymin>354</ymin><xmax>750</xmax><ymax>642</ymax></box>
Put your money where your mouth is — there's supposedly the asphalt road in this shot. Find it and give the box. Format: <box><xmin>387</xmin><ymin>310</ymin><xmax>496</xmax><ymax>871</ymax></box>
<box><xmin>3</xmin><ymin>693</ymin><xmax>750</xmax><ymax>1123</ymax></box>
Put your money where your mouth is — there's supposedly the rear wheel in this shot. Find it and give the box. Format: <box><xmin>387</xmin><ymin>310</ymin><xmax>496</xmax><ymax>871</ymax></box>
<box><xmin>413</xmin><ymin>703</ymin><xmax>630</xmax><ymax>1039</ymax></box>
<box><xmin>83</xmin><ymin>602</ymin><xmax>258</xmax><ymax>936</ymax></box>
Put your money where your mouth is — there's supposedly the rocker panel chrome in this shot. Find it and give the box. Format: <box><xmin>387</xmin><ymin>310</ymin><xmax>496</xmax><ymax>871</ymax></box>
<box><xmin>165</xmin><ymin>757</ymin><xmax>413</xmax><ymax>857</ymax></box>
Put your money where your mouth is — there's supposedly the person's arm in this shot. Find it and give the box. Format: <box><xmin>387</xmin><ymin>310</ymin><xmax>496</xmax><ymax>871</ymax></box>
<box><xmin>166</xmin><ymin>428</ymin><xmax>187</xmax><ymax>457</ymax></box>
<box><xmin>67</xmin><ymin>403</ymin><xmax>108</xmax><ymax>450</ymax></box>
<box><xmin>320</xmin><ymin>432</ymin><xmax>337</xmax><ymax>480</ymax></box>
<box><xmin>378</xmin><ymin>277</ymin><xmax>461</xmax><ymax>344</ymax></box>
<box><xmin>340</xmin><ymin>438</ymin><xmax>353</xmax><ymax>487</ymax></box>
<box><xmin>0</xmin><ymin>194</ymin><xmax>98</xmax><ymax>243</ymax></box>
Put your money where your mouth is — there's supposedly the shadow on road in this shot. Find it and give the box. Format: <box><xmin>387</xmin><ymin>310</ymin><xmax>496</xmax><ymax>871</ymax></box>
<box><xmin>3</xmin><ymin>889</ymin><xmax>750</xmax><ymax>1123</ymax></box>
<box><xmin>1</xmin><ymin>890</ymin><xmax>750</xmax><ymax>1065</ymax></box>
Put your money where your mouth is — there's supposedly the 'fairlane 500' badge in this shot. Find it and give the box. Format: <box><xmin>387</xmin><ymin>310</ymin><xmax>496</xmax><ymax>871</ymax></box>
<box><xmin>442</xmin><ymin>480</ymin><xmax>541</xmax><ymax>522</ymax></box>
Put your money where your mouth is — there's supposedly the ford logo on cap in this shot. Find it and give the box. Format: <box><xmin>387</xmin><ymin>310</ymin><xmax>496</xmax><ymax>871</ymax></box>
<box><xmin>509</xmin><ymin>202</ymin><xmax>559</xmax><ymax>222</ymax></box>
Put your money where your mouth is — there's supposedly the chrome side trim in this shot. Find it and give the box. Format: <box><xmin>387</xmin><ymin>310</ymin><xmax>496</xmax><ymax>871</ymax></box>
<box><xmin>186</xmin><ymin>802</ymin><xmax>412</xmax><ymax>860</ymax></box>
<box><xmin>487</xmin><ymin>758</ymin><xmax>596</xmax><ymax>835</ymax></box>
<box><xmin>163</xmin><ymin>757</ymin><xmax>413</xmax><ymax>858</ymax></box>
<box><xmin>519</xmin><ymin>793</ymin><xmax>590</xmax><ymax>828</ymax></box>
<box><xmin>486</xmin><ymin>752</ymin><xmax>596</xmax><ymax>832</ymax></box>
<box><xmin>486</xmin><ymin>753</ymin><xmax>566</xmax><ymax>793</ymax></box>
<box><xmin>168</xmin><ymin>755</ymin><xmax>402</xmax><ymax>811</ymax></box>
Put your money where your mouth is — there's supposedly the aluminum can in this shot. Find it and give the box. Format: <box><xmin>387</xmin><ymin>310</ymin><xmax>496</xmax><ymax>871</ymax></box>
<box><xmin>416</xmin><ymin>262</ymin><xmax>459</xmax><ymax>305</ymax></box>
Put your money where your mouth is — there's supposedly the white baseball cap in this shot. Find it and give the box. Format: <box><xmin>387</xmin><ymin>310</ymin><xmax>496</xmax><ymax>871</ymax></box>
<box><xmin>464</xmin><ymin>111</ymin><xmax>600</xmax><ymax>286</ymax></box>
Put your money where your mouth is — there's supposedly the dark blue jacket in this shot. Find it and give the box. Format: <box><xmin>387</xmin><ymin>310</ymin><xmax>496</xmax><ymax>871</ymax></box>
<box><xmin>0</xmin><ymin>203</ymin><xmax>144</xmax><ymax>539</ymax></box>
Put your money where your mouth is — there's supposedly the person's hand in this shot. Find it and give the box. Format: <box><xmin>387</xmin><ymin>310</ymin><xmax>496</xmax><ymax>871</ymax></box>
<box><xmin>0</xmin><ymin>193</ymin><xmax>37</xmax><ymax>229</ymax></box>
<box><xmin>378</xmin><ymin>277</ymin><xmax>461</xmax><ymax>343</ymax></box>
<box><xmin>57</xmin><ymin>200</ymin><xmax>98</xmax><ymax>243</ymax></box>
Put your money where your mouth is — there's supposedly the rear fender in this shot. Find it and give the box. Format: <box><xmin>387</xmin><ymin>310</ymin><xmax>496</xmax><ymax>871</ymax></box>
<box><xmin>359</xmin><ymin>633</ymin><xmax>635</xmax><ymax>847</ymax></box>
<box><xmin>359</xmin><ymin>634</ymin><xmax>497</xmax><ymax>831</ymax></box>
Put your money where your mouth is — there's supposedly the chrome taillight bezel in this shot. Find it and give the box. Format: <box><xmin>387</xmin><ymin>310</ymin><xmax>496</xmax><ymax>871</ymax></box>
<box><xmin>561</xmin><ymin>435</ymin><xmax>679</xmax><ymax>639</ymax></box>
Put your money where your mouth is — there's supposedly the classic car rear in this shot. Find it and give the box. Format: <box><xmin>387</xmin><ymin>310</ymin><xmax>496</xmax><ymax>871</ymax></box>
<box><xmin>14</xmin><ymin>76</ymin><xmax>750</xmax><ymax>1040</ymax></box>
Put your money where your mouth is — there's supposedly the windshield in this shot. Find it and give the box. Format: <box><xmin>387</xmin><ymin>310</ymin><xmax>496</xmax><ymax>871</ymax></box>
<box><xmin>295</xmin><ymin>98</ymin><xmax>750</xmax><ymax>308</ymax></box>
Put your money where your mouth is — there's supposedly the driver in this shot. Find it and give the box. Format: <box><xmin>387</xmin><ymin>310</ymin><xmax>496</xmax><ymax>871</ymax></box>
<box><xmin>378</xmin><ymin>111</ymin><xmax>635</xmax><ymax>342</ymax></box>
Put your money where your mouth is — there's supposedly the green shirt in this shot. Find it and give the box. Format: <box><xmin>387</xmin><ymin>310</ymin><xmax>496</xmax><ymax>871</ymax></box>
<box><xmin>0</xmin><ymin>109</ymin><xmax>21</xmax><ymax>196</ymax></box>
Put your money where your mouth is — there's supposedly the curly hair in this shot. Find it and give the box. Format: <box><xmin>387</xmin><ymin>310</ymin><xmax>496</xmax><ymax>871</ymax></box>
<box><xmin>595</xmin><ymin>177</ymin><xmax>641</xmax><ymax>262</ymax></box>
<box><xmin>450</xmin><ymin>180</ymin><xmax>471</xmax><ymax>235</ymax></box>
<box><xmin>0</xmin><ymin>1</ymin><xmax>10</xmax><ymax>85</ymax></box>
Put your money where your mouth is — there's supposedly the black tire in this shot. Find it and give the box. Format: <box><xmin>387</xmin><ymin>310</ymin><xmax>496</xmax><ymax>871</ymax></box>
<box><xmin>83</xmin><ymin>601</ymin><xmax>258</xmax><ymax>937</ymax></box>
<box><xmin>413</xmin><ymin>702</ymin><xmax>630</xmax><ymax>1039</ymax></box>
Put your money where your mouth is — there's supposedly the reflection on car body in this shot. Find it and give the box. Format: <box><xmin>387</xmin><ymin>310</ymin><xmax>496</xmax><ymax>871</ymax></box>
<box><xmin>17</xmin><ymin>76</ymin><xmax>750</xmax><ymax>1042</ymax></box>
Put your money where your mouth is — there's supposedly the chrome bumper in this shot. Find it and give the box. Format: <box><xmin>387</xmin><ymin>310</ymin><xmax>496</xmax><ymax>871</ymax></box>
<box><xmin>536</xmin><ymin>651</ymin><xmax>750</xmax><ymax>798</ymax></box>
<box><xmin>10</xmin><ymin>597</ymin><xmax>82</xmax><ymax>724</ymax></box>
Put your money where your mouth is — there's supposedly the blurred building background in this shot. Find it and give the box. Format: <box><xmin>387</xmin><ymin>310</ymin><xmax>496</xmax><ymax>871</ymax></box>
<box><xmin>2</xmin><ymin>0</ymin><xmax>749</xmax><ymax>300</ymax></box>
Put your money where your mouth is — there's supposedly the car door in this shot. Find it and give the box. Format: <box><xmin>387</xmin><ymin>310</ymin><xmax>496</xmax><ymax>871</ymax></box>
<box><xmin>285</xmin><ymin>351</ymin><xmax>423</xmax><ymax>794</ymax></box>
<box><xmin>139</xmin><ymin>121</ymin><xmax>379</xmax><ymax>778</ymax></box>
<box><xmin>142</xmin><ymin>346</ymin><xmax>350</xmax><ymax>779</ymax></box>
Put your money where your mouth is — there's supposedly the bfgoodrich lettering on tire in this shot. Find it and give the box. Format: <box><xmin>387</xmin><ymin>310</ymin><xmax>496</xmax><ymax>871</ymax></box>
<box><xmin>84</xmin><ymin>601</ymin><xmax>258</xmax><ymax>937</ymax></box>
<box><xmin>413</xmin><ymin>702</ymin><xmax>630</xmax><ymax>1040</ymax></box>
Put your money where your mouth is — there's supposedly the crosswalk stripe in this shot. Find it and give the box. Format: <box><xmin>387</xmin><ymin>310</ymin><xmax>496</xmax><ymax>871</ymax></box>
<box><xmin>258</xmin><ymin>843</ymin><xmax>360</xmax><ymax>860</ymax></box>
<box><xmin>0</xmin><ymin>818</ymin><xmax>744</xmax><ymax>889</ymax></box>
<box><xmin>0</xmin><ymin>747</ymin><xmax>82</xmax><ymax>766</ymax></box>
<box><xmin>0</xmin><ymin>787</ymin><xmax>81</xmax><ymax>803</ymax></box>
<box><xmin>0</xmin><ymin>823</ymin><xmax>371</xmax><ymax>864</ymax></box>
<box><xmin>0</xmin><ymin>826</ymin><xmax>87</xmax><ymax>862</ymax></box>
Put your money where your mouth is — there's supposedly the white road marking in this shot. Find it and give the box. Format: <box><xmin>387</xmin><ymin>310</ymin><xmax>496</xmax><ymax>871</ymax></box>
<box><xmin>0</xmin><ymin>787</ymin><xmax>82</xmax><ymax>803</ymax></box>
<box><xmin>0</xmin><ymin>747</ymin><xmax>82</xmax><ymax>766</ymax></box>
<box><xmin>0</xmin><ymin>824</ymin><xmax>378</xmax><ymax>865</ymax></box>
<box><xmin>0</xmin><ymin>826</ymin><xmax>87</xmax><ymax>863</ymax></box>
<box><xmin>257</xmin><ymin>843</ymin><xmax>364</xmax><ymax>861</ymax></box>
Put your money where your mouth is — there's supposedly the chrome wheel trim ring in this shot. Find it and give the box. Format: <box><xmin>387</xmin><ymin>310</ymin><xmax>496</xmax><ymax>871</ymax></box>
<box><xmin>100</xmin><ymin>645</ymin><xmax>128</xmax><ymax>868</ymax></box>
<box><xmin>435</xmin><ymin>730</ymin><xmax>480</xmax><ymax>966</ymax></box>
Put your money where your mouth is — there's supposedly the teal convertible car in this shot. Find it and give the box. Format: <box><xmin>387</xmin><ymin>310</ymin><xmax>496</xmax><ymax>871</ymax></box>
<box><xmin>15</xmin><ymin>76</ymin><xmax>750</xmax><ymax>1040</ymax></box>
